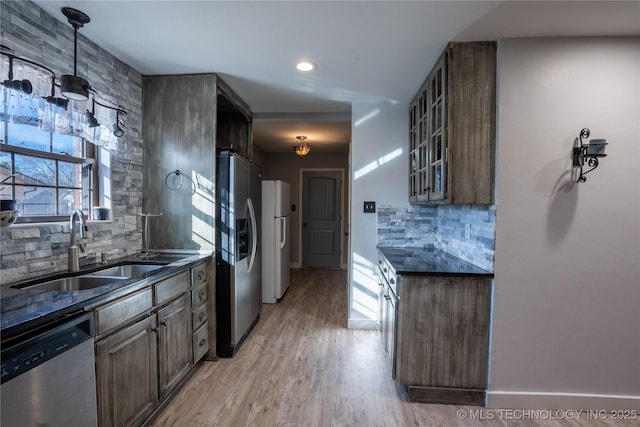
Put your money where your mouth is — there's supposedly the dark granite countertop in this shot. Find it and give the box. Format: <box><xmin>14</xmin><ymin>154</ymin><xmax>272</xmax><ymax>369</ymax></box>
<box><xmin>377</xmin><ymin>246</ymin><xmax>493</xmax><ymax>276</ymax></box>
<box><xmin>1</xmin><ymin>252</ymin><xmax>212</xmax><ymax>341</ymax></box>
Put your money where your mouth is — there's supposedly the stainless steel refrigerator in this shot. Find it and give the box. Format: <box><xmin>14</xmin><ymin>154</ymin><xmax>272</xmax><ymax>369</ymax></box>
<box><xmin>215</xmin><ymin>150</ymin><xmax>262</xmax><ymax>357</ymax></box>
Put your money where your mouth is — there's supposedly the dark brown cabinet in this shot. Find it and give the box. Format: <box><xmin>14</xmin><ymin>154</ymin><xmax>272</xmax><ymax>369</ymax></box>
<box><xmin>395</xmin><ymin>275</ymin><xmax>492</xmax><ymax>405</ymax></box>
<box><xmin>93</xmin><ymin>262</ymin><xmax>211</xmax><ymax>427</ymax></box>
<box><xmin>158</xmin><ymin>293</ymin><xmax>193</xmax><ymax>399</ymax></box>
<box><xmin>96</xmin><ymin>315</ymin><xmax>159</xmax><ymax>427</ymax></box>
<box><xmin>409</xmin><ymin>41</ymin><xmax>496</xmax><ymax>204</ymax></box>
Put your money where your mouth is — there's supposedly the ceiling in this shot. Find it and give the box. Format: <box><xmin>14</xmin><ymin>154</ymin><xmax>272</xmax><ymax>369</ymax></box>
<box><xmin>34</xmin><ymin>1</ymin><xmax>639</xmax><ymax>154</ymax></box>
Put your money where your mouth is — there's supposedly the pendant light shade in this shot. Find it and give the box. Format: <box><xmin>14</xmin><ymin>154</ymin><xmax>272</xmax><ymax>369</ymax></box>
<box><xmin>113</xmin><ymin>110</ymin><xmax>125</xmax><ymax>137</ymax></box>
<box><xmin>294</xmin><ymin>135</ymin><xmax>311</xmax><ymax>157</ymax></box>
<box><xmin>60</xmin><ymin>7</ymin><xmax>91</xmax><ymax>101</ymax></box>
<box><xmin>60</xmin><ymin>74</ymin><xmax>90</xmax><ymax>100</ymax></box>
<box><xmin>85</xmin><ymin>99</ymin><xmax>100</xmax><ymax>127</ymax></box>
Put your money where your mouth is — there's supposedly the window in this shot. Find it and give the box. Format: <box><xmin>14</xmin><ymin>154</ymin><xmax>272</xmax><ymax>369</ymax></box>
<box><xmin>1</xmin><ymin>85</ymin><xmax>100</xmax><ymax>223</ymax></box>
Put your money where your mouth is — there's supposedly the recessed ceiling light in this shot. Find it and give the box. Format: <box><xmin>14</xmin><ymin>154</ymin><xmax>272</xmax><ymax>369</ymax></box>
<box><xmin>296</xmin><ymin>61</ymin><xmax>317</xmax><ymax>72</ymax></box>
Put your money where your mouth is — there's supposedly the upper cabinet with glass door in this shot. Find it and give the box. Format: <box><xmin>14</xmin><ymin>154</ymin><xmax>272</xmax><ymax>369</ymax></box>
<box><xmin>409</xmin><ymin>41</ymin><xmax>496</xmax><ymax>205</ymax></box>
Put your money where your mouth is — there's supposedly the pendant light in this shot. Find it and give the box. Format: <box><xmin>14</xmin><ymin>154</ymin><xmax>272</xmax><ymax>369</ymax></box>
<box><xmin>85</xmin><ymin>99</ymin><xmax>100</xmax><ymax>127</ymax></box>
<box><xmin>294</xmin><ymin>136</ymin><xmax>311</xmax><ymax>157</ymax></box>
<box><xmin>85</xmin><ymin>98</ymin><xmax>128</xmax><ymax>135</ymax></box>
<box><xmin>113</xmin><ymin>110</ymin><xmax>125</xmax><ymax>137</ymax></box>
<box><xmin>59</xmin><ymin>7</ymin><xmax>91</xmax><ymax>101</ymax></box>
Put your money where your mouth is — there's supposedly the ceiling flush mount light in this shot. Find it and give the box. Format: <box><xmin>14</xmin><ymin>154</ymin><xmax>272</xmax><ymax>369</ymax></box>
<box><xmin>294</xmin><ymin>135</ymin><xmax>311</xmax><ymax>157</ymax></box>
<box><xmin>59</xmin><ymin>7</ymin><xmax>91</xmax><ymax>101</ymax></box>
<box><xmin>295</xmin><ymin>61</ymin><xmax>317</xmax><ymax>72</ymax></box>
<box><xmin>572</xmin><ymin>128</ymin><xmax>608</xmax><ymax>183</ymax></box>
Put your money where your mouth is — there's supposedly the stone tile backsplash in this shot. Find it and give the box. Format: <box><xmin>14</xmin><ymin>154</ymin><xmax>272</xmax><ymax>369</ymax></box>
<box><xmin>377</xmin><ymin>204</ymin><xmax>495</xmax><ymax>271</ymax></box>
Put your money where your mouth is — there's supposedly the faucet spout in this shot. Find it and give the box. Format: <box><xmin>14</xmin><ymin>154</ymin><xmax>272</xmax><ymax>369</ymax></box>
<box><xmin>69</xmin><ymin>209</ymin><xmax>87</xmax><ymax>272</ymax></box>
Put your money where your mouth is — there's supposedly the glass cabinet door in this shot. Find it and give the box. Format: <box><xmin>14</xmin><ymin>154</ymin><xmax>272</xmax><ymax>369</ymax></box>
<box><xmin>427</xmin><ymin>55</ymin><xmax>446</xmax><ymax>201</ymax></box>
<box><xmin>409</xmin><ymin>52</ymin><xmax>447</xmax><ymax>203</ymax></box>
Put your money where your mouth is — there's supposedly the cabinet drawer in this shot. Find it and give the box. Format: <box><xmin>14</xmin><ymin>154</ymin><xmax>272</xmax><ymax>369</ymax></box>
<box><xmin>191</xmin><ymin>283</ymin><xmax>207</xmax><ymax>308</ymax></box>
<box><xmin>192</xmin><ymin>322</ymin><xmax>209</xmax><ymax>363</ymax></box>
<box><xmin>191</xmin><ymin>263</ymin><xmax>207</xmax><ymax>287</ymax></box>
<box><xmin>191</xmin><ymin>304</ymin><xmax>207</xmax><ymax>330</ymax></box>
<box><xmin>95</xmin><ymin>288</ymin><xmax>153</xmax><ymax>337</ymax></box>
<box><xmin>155</xmin><ymin>271</ymin><xmax>190</xmax><ymax>306</ymax></box>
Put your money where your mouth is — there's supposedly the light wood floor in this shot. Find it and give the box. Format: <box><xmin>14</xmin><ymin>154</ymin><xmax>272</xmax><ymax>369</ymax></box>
<box><xmin>149</xmin><ymin>268</ymin><xmax>636</xmax><ymax>427</ymax></box>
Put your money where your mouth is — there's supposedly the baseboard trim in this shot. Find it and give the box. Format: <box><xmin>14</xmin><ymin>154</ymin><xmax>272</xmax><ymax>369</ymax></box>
<box><xmin>348</xmin><ymin>318</ymin><xmax>379</xmax><ymax>330</ymax></box>
<box><xmin>487</xmin><ymin>390</ymin><xmax>640</xmax><ymax>410</ymax></box>
<box><xmin>406</xmin><ymin>385</ymin><xmax>485</xmax><ymax>406</ymax></box>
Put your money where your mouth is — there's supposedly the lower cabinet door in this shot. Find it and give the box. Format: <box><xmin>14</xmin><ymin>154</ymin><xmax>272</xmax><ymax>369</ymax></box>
<box><xmin>96</xmin><ymin>315</ymin><xmax>159</xmax><ymax>427</ymax></box>
<box><xmin>157</xmin><ymin>293</ymin><xmax>193</xmax><ymax>399</ymax></box>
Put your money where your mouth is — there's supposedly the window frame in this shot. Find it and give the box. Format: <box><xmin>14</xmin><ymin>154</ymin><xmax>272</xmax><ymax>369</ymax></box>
<box><xmin>1</xmin><ymin>111</ymin><xmax>100</xmax><ymax>224</ymax></box>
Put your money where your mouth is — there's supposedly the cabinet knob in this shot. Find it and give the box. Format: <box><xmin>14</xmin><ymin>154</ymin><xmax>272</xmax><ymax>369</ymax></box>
<box><xmin>161</xmin><ymin>320</ymin><xmax>168</xmax><ymax>326</ymax></box>
<box><xmin>199</xmin><ymin>338</ymin><xmax>207</xmax><ymax>347</ymax></box>
<box><xmin>198</xmin><ymin>291</ymin><xmax>206</xmax><ymax>302</ymax></box>
<box><xmin>197</xmin><ymin>271</ymin><xmax>205</xmax><ymax>281</ymax></box>
<box><xmin>198</xmin><ymin>312</ymin><xmax>206</xmax><ymax>322</ymax></box>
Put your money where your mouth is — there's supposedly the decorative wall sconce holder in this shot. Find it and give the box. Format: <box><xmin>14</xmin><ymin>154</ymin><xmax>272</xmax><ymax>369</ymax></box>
<box><xmin>572</xmin><ymin>128</ymin><xmax>607</xmax><ymax>183</ymax></box>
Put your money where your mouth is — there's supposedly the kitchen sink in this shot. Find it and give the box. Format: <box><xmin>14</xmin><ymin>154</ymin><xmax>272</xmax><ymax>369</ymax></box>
<box><xmin>90</xmin><ymin>263</ymin><xmax>165</xmax><ymax>278</ymax></box>
<box><xmin>13</xmin><ymin>275</ymin><xmax>128</xmax><ymax>292</ymax></box>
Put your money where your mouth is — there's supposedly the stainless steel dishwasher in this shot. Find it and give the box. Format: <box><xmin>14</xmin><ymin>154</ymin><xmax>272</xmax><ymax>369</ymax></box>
<box><xmin>1</xmin><ymin>312</ymin><xmax>98</xmax><ymax>427</ymax></box>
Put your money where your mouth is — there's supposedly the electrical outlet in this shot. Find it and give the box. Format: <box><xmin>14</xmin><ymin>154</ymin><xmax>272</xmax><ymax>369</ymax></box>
<box><xmin>363</xmin><ymin>201</ymin><xmax>376</xmax><ymax>213</ymax></box>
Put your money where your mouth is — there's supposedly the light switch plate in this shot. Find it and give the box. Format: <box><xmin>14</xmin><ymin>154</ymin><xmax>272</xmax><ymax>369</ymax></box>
<box><xmin>363</xmin><ymin>201</ymin><xmax>376</xmax><ymax>213</ymax></box>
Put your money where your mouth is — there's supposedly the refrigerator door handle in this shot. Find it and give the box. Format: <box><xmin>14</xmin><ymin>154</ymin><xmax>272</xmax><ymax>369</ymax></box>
<box><xmin>247</xmin><ymin>197</ymin><xmax>258</xmax><ymax>272</ymax></box>
<box><xmin>279</xmin><ymin>217</ymin><xmax>287</xmax><ymax>249</ymax></box>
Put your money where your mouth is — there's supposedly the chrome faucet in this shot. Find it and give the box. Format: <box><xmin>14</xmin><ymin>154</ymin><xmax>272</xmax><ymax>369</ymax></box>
<box><xmin>69</xmin><ymin>209</ymin><xmax>88</xmax><ymax>272</ymax></box>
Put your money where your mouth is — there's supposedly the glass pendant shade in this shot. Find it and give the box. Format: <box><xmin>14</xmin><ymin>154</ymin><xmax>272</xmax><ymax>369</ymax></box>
<box><xmin>294</xmin><ymin>135</ymin><xmax>311</xmax><ymax>157</ymax></box>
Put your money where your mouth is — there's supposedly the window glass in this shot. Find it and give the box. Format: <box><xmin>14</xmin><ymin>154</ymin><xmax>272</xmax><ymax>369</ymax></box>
<box><xmin>14</xmin><ymin>154</ymin><xmax>56</xmax><ymax>186</ymax></box>
<box><xmin>59</xmin><ymin>161</ymin><xmax>81</xmax><ymax>188</ymax></box>
<box><xmin>58</xmin><ymin>188</ymin><xmax>81</xmax><ymax>215</ymax></box>
<box><xmin>20</xmin><ymin>186</ymin><xmax>55</xmax><ymax>216</ymax></box>
<box><xmin>52</xmin><ymin>132</ymin><xmax>81</xmax><ymax>155</ymax></box>
<box><xmin>7</xmin><ymin>122</ymin><xmax>50</xmax><ymax>152</ymax></box>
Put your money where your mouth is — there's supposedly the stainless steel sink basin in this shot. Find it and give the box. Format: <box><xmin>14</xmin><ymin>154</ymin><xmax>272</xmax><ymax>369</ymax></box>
<box><xmin>15</xmin><ymin>275</ymin><xmax>128</xmax><ymax>291</ymax></box>
<box><xmin>91</xmin><ymin>263</ymin><xmax>165</xmax><ymax>278</ymax></box>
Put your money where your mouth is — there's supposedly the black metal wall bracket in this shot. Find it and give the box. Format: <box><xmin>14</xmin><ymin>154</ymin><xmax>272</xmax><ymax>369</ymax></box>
<box><xmin>572</xmin><ymin>128</ymin><xmax>607</xmax><ymax>183</ymax></box>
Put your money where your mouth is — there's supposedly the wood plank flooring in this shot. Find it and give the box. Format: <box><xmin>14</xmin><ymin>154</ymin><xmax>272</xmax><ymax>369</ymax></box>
<box><xmin>148</xmin><ymin>268</ymin><xmax>635</xmax><ymax>427</ymax></box>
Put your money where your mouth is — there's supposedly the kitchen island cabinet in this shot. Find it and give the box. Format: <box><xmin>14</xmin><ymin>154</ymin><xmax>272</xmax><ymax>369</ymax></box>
<box><xmin>378</xmin><ymin>247</ymin><xmax>493</xmax><ymax>405</ymax></box>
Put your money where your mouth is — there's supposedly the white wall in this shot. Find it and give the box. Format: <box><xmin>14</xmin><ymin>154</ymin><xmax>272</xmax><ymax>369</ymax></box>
<box><xmin>349</xmin><ymin>102</ymin><xmax>408</xmax><ymax>328</ymax></box>
<box><xmin>489</xmin><ymin>37</ymin><xmax>640</xmax><ymax>410</ymax></box>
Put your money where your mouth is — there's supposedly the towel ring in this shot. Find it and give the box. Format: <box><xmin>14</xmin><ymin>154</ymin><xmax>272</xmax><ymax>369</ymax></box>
<box><xmin>165</xmin><ymin>170</ymin><xmax>184</xmax><ymax>190</ymax></box>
